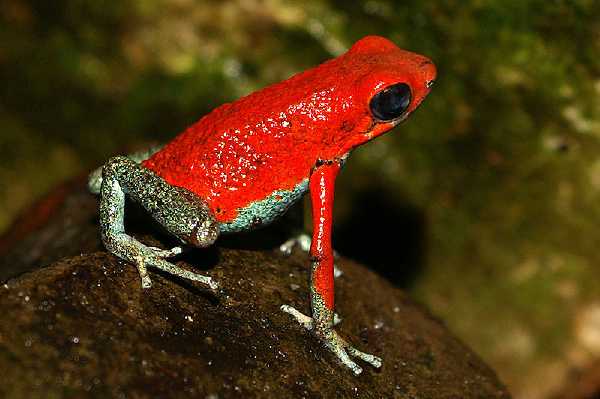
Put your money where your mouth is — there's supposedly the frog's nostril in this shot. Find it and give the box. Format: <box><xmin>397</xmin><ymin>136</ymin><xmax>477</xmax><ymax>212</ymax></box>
<box><xmin>419</xmin><ymin>59</ymin><xmax>437</xmax><ymax>86</ymax></box>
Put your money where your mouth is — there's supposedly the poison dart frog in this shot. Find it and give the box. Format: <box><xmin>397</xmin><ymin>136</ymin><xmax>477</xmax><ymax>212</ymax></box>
<box><xmin>88</xmin><ymin>35</ymin><xmax>436</xmax><ymax>375</ymax></box>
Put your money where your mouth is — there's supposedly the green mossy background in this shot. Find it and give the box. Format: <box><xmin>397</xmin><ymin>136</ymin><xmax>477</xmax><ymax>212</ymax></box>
<box><xmin>1</xmin><ymin>1</ymin><xmax>600</xmax><ymax>397</ymax></box>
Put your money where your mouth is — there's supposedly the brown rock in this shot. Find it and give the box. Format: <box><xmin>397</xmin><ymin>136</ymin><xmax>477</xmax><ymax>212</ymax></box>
<box><xmin>0</xmin><ymin>181</ymin><xmax>511</xmax><ymax>398</ymax></box>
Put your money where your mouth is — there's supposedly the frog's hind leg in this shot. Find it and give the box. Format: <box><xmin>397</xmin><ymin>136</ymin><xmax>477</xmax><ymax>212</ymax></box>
<box><xmin>88</xmin><ymin>145</ymin><xmax>163</xmax><ymax>194</ymax></box>
<box><xmin>99</xmin><ymin>156</ymin><xmax>219</xmax><ymax>290</ymax></box>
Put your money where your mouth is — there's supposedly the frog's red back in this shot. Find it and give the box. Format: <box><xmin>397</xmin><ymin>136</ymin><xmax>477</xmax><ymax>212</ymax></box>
<box><xmin>143</xmin><ymin>36</ymin><xmax>435</xmax><ymax>223</ymax></box>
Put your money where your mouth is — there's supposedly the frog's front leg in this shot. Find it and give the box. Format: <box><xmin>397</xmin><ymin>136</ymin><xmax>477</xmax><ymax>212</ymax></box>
<box><xmin>281</xmin><ymin>160</ymin><xmax>382</xmax><ymax>375</ymax></box>
<box><xmin>280</xmin><ymin>233</ymin><xmax>344</xmax><ymax>278</ymax></box>
<box><xmin>98</xmin><ymin>156</ymin><xmax>219</xmax><ymax>290</ymax></box>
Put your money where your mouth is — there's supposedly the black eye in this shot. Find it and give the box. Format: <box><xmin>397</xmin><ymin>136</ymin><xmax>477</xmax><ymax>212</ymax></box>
<box><xmin>369</xmin><ymin>83</ymin><xmax>412</xmax><ymax>121</ymax></box>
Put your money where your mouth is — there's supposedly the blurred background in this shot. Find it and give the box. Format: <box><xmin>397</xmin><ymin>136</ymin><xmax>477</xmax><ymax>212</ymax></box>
<box><xmin>1</xmin><ymin>1</ymin><xmax>600</xmax><ymax>397</ymax></box>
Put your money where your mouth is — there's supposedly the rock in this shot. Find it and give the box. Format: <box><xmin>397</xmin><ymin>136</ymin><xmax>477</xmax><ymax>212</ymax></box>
<box><xmin>0</xmin><ymin>182</ymin><xmax>510</xmax><ymax>398</ymax></box>
<box><xmin>0</xmin><ymin>176</ymin><xmax>101</xmax><ymax>281</ymax></box>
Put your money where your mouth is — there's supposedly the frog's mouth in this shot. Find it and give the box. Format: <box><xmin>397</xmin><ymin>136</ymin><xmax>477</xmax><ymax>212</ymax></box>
<box><xmin>336</xmin><ymin>110</ymin><xmax>410</xmax><ymax>155</ymax></box>
<box><xmin>364</xmin><ymin>113</ymin><xmax>407</xmax><ymax>140</ymax></box>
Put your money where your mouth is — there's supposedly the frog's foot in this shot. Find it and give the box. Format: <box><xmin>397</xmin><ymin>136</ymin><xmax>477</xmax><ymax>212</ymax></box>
<box><xmin>135</xmin><ymin>245</ymin><xmax>182</xmax><ymax>288</ymax></box>
<box><xmin>107</xmin><ymin>234</ymin><xmax>218</xmax><ymax>290</ymax></box>
<box><xmin>280</xmin><ymin>305</ymin><xmax>382</xmax><ymax>375</ymax></box>
<box><xmin>279</xmin><ymin>234</ymin><xmax>343</xmax><ymax>278</ymax></box>
<box><xmin>279</xmin><ymin>233</ymin><xmax>312</xmax><ymax>255</ymax></box>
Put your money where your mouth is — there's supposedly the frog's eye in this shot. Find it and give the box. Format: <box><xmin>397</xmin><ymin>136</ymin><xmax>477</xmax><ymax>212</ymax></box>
<box><xmin>369</xmin><ymin>83</ymin><xmax>412</xmax><ymax>121</ymax></box>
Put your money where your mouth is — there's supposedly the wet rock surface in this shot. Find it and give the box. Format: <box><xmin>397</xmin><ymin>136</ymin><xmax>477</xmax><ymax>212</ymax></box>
<box><xmin>0</xmin><ymin>182</ymin><xmax>510</xmax><ymax>398</ymax></box>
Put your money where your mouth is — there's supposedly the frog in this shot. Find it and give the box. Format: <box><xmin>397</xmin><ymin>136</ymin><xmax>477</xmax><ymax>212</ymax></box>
<box><xmin>88</xmin><ymin>35</ymin><xmax>436</xmax><ymax>375</ymax></box>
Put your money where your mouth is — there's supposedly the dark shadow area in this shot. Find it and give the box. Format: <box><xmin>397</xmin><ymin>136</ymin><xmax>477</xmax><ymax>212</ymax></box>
<box><xmin>333</xmin><ymin>188</ymin><xmax>428</xmax><ymax>289</ymax></box>
<box><xmin>154</xmin><ymin>269</ymin><xmax>221</xmax><ymax>305</ymax></box>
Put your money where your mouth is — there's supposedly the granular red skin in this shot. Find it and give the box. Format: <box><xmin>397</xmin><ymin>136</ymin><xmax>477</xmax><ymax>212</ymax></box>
<box><xmin>142</xmin><ymin>36</ymin><xmax>436</xmax><ymax>223</ymax></box>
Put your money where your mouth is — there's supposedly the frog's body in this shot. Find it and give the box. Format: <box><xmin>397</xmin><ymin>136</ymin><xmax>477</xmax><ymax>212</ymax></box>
<box><xmin>89</xmin><ymin>36</ymin><xmax>436</xmax><ymax>375</ymax></box>
<box><xmin>142</xmin><ymin>37</ymin><xmax>433</xmax><ymax>231</ymax></box>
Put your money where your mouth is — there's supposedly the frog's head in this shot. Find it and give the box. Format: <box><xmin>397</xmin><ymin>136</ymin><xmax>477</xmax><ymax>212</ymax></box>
<box><xmin>336</xmin><ymin>36</ymin><xmax>436</xmax><ymax>153</ymax></box>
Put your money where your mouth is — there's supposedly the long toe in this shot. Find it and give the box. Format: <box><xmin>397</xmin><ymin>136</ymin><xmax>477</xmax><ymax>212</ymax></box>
<box><xmin>147</xmin><ymin>246</ymin><xmax>183</xmax><ymax>258</ymax></box>
<box><xmin>189</xmin><ymin>274</ymin><xmax>219</xmax><ymax>290</ymax></box>
<box><xmin>320</xmin><ymin>328</ymin><xmax>382</xmax><ymax>374</ymax></box>
<box><xmin>149</xmin><ymin>257</ymin><xmax>218</xmax><ymax>290</ymax></box>
<box><xmin>331</xmin><ymin>345</ymin><xmax>362</xmax><ymax>375</ymax></box>
<box><xmin>140</xmin><ymin>274</ymin><xmax>153</xmax><ymax>289</ymax></box>
<box><xmin>346</xmin><ymin>346</ymin><xmax>383</xmax><ymax>369</ymax></box>
<box><xmin>280</xmin><ymin>305</ymin><xmax>314</xmax><ymax>330</ymax></box>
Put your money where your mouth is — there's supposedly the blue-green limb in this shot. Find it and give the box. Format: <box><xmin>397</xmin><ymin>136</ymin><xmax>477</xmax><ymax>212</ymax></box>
<box><xmin>92</xmin><ymin>153</ymin><xmax>219</xmax><ymax>290</ymax></box>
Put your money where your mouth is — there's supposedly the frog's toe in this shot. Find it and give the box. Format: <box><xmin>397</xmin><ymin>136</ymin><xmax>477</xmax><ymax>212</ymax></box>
<box><xmin>281</xmin><ymin>305</ymin><xmax>342</xmax><ymax>327</ymax></box>
<box><xmin>333</xmin><ymin>265</ymin><xmax>343</xmax><ymax>278</ymax></box>
<box><xmin>329</xmin><ymin>342</ymin><xmax>363</xmax><ymax>375</ymax></box>
<box><xmin>333</xmin><ymin>312</ymin><xmax>342</xmax><ymax>326</ymax></box>
<box><xmin>147</xmin><ymin>245</ymin><xmax>183</xmax><ymax>258</ymax></box>
<box><xmin>346</xmin><ymin>345</ymin><xmax>383</xmax><ymax>369</ymax></box>
<box><xmin>281</xmin><ymin>305</ymin><xmax>382</xmax><ymax>374</ymax></box>
<box><xmin>317</xmin><ymin>327</ymin><xmax>382</xmax><ymax>375</ymax></box>
<box><xmin>124</xmin><ymin>242</ymin><xmax>216</xmax><ymax>290</ymax></box>
<box><xmin>133</xmin><ymin>255</ymin><xmax>153</xmax><ymax>289</ymax></box>
<box><xmin>279</xmin><ymin>234</ymin><xmax>343</xmax><ymax>279</ymax></box>
<box><xmin>279</xmin><ymin>233</ymin><xmax>311</xmax><ymax>255</ymax></box>
<box><xmin>147</xmin><ymin>256</ymin><xmax>218</xmax><ymax>290</ymax></box>
<box><xmin>280</xmin><ymin>304</ymin><xmax>314</xmax><ymax>330</ymax></box>
<box><xmin>279</xmin><ymin>241</ymin><xmax>293</xmax><ymax>256</ymax></box>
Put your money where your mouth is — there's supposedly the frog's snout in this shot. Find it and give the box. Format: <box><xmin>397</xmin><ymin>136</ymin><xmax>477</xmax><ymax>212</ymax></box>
<box><xmin>419</xmin><ymin>59</ymin><xmax>437</xmax><ymax>90</ymax></box>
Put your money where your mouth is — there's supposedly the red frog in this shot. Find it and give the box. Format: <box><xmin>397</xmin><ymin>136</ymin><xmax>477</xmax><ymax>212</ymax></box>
<box><xmin>89</xmin><ymin>35</ymin><xmax>436</xmax><ymax>375</ymax></box>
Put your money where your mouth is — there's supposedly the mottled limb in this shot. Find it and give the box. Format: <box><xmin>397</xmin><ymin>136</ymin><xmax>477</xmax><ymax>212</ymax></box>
<box><xmin>281</xmin><ymin>161</ymin><xmax>381</xmax><ymax>375</ymax></box>
<box><xmin>88</xmin><ymin>145</ymin><xmax>163</xmax><ymax>194</ymax></box>
<box><xmin>99</xmin><ymin>156</ymin><xmax>219</xmax><ymax>289</ymax></box>
<box><xmin>279</xmin><ymin>233</ymin><xmax>343</xmax><ymax>278</ymax></box>
<box><xmin>280</xmin><ymin>304</ymin><xmax>342</xmax><ymax>327</ymax></box>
